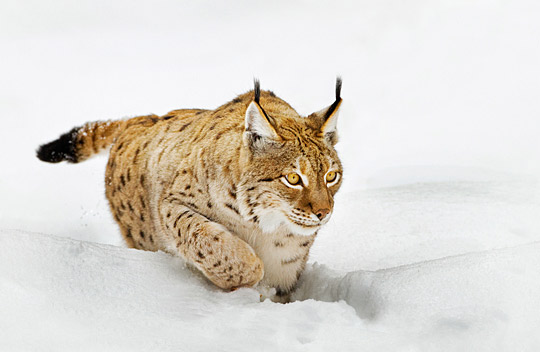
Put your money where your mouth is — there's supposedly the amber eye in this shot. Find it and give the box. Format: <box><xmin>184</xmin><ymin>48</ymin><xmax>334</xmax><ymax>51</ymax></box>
<box><xmin>326</xmin><ymin>171</ymin><xmax>338</xmax><ymax>183</ymax></box>
<box><xmin>285</xmin><ymin>173</ymin><xmax>301</xmax><ymax>185</ymax></box>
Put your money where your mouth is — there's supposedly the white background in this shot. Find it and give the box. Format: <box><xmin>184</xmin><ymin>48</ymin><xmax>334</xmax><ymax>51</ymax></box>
<box><xmin>1</xmin><ymin>0</ymin><xmax>539</xmax><ymax>242</ymax></box>
<box><xmin>1</xmin><ymin>1</ymin><xmax>539</xmax><ymax>350</ymax></box>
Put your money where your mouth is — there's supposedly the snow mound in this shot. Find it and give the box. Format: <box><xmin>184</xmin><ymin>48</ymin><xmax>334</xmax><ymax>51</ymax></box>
<box><xmin>312</xmin><ymin>179</ymin><xmax>540</xmax><ymax>271</ymax></box>
<box><xmin>295</xmin><ymin>244</ymin><xmax>540</xmax><ymax>351</ymax></box>
<box><xmin>1</xmin><ymin>229</ymin><xmax>539</xmax><ymax>351</ymax></box>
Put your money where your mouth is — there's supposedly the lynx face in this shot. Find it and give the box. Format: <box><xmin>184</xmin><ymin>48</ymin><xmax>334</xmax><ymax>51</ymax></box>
<box><xmin>251</xmin><ymin>147</ymin><xmax>342</xmax><ymax>236</ymax></box>
<box><xmin>239</xmin><ymin>87</ymin><xmax>343</xmax><ymax>236</ymax></box>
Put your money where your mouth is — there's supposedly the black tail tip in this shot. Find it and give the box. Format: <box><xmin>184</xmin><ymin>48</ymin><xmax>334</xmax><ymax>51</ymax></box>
<box><xmin>36</xmin><ymin>128</ymin><xmax>79</xmax><ymax>163</ymax></box>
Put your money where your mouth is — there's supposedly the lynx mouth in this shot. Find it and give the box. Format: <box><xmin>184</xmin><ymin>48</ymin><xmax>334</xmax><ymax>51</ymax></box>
<box><xmin>287</xmin><ymin>216</ymin><xmax>321</xmax><ymax>228</ymax></box>
<box><xmin>284</xmin><ymin>216</ymin><xmax>322</xmax><ymax>236</ymax></box>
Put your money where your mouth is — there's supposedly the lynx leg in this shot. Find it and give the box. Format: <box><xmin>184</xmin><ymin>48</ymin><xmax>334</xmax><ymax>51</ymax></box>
<box><xmin>160</xmin><ymin>202</ymin><xmax>264</xmax><ymax>289</ymax></box>
<box><xmin>118</xmin><ymin>224</ymin><xmax>136</xmax><ymax>248</ymax></box>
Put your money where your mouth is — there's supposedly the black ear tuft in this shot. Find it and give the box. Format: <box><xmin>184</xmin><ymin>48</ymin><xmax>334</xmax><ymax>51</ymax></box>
<box><xmin>254</xmin><ymin>78</ymin><xmax>261</xmax><ymax>104</ymax></box>
<box><xmin>252</xmin><ymin>77</ymin><xmax>273</xmax><ymax>122</ymax></box>
<box><xmin>323</xmin><ymin>77</ymin><xmax>343</xmax><ymax>121</ymax></box>
<box><xmin>335</xmin><ymin>76</ymin><xmax>342</xmax><ymax>101</ymax></box>
<box><xmin>36</xmin><ymin>127</ymin><xmax>79</xmax><ymax>163</ymax></box>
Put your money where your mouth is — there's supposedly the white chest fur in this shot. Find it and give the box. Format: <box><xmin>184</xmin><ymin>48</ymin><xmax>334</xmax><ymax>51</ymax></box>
<box><xmin>234</xmin><ymin>222</ymin><xmax>315</xmax><ymax>292</ymax></box>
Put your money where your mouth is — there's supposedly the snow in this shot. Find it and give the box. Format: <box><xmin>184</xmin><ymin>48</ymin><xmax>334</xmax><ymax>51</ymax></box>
<box><xmin>2</xmin><ymin>223</ymin><xmax>539</xmax><ymax>351</ymax></box>
<box><xmin>2</xmin><ymin>180</ymin><xmax>539</xmax><ymax>351</ymax></box>
<box><xmin>1</xmin><ymin>0</ymin><xmax>540</xmax><ymax>350</ymax></box>
<box><xmin>296</xmin><ymin>243</ymin><xmax>540</xmax><ymax>351</ymax></box>
<box><xmin>0</xmin><ymin>229</ymin><xmax>389</xmax><ymax>351</ymax></box>
<box><xmin>314</xmin><ymin>179</ymin><xmax>540</xmax><ymax>271</ymax></box>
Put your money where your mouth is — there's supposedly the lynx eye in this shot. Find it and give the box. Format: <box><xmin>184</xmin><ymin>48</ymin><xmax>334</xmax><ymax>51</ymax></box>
<box><xmin>326</xmin><ymin>171</ymin><xmax>337</xmax><ymax>183</ymax></box>
<box><xmin>285</xmin><ymin>173</ymin><xmax>301</xmax><ymax>186</ymax></box>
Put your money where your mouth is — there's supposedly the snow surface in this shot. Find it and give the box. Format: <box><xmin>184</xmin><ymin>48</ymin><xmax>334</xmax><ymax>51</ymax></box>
<box><xmin>1</xmin><ymin>0</ymin><xmax>540</xmax><ymax>350</ymax></box>
<box><xmin>2</xmin><ymin>181</ymin><xmax>539</xmax><ymax>351</ymax></box>
<box><xmin>2</xmin><ymin>221</ymin><xmax>540</xmax><ymax>351</ymax></box>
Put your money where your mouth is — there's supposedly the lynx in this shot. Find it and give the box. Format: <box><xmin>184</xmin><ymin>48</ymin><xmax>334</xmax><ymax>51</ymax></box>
<box><xmin>37</xmin><ymin>79</ymin><xmax>343</xmax><ymax>301</ymax></box>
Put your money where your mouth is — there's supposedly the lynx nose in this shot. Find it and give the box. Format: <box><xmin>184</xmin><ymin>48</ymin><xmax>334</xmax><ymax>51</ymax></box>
<box><xmin>314</xmin><ymin>208</ymin><xmax>330</xmax><ymax>220</ymax></box>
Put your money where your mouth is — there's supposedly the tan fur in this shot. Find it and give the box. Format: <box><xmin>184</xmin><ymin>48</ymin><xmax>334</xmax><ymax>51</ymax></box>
<box><xmin>42</xmin><ymin>88</ymin><xmax>343</xmax><ymax>301</ymax></box>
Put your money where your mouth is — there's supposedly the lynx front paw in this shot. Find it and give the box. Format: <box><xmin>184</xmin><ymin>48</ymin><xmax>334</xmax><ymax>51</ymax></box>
<box><xmin>211</xmin><ymin>244</ymin><xmax>264</xmax><ymax>290</ymax></box>
<box><xmin>205</xmin><ymin>254</ymin><xmax>264</xmax><ymax>290</ymax></box>
<box><xmin>196</xmin><ymin>225</ymin><xmax>264</xmax><ymax>290</ymax></box>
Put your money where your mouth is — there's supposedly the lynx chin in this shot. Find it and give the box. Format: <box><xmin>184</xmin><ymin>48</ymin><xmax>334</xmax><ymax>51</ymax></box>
<box><xmin>37</xmin><ymin>79</ymin><xmax>344</xmax><ymax>302</ymax></box>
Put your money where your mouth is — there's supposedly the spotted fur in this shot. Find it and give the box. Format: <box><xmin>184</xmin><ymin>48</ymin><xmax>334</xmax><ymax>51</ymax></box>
<box><xmin>37</xmin><ymin>79</ymin><xmax>344</xmax><ymax>301</ymax></box>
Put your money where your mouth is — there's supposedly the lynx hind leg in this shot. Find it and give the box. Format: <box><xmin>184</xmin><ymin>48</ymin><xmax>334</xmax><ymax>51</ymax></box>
<box><xmin>117</xmin><ymin>224</ymin><xmax>136</xmax><ymax>248</ymax></box>
<box><xmin>161</xmin><ymin>203</ymin><xmax>264</xmax><ymax>289</ymax></box>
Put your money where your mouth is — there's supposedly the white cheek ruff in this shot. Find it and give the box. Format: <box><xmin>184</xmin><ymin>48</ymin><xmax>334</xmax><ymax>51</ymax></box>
<box><xmin>258</xmin><ymin>209</ymin><xmax>286</xmax><ymax>233</ymax></box>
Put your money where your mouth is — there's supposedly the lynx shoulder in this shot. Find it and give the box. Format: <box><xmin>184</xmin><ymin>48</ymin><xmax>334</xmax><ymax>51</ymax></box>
<box><xmin>37</xmin><ymin>79</ymin><xmax>344</xmax><ymax>301</ymax></box>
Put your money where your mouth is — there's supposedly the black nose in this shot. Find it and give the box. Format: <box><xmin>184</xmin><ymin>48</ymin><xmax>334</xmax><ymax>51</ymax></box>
<box><xmin>314</xmin><ymin>208</ymin><xmax>330</xmax><ymax>220</ymax></box>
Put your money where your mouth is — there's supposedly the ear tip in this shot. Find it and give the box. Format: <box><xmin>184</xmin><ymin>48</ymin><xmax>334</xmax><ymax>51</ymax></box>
<box><xmin>253</xmin><ymin>78</ymin><xmax>261</xmax><ymax>103</ymax></box>
<box><xmin>335</xmin><ymin>76</ymin><xmax>342</xmax><ymax>100</ymax></box>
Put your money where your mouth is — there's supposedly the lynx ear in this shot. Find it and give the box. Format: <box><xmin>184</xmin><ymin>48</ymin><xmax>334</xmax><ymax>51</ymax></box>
<box><xmin>310</xmin><ymin>77</ymin><xmax>342</xmax><ymax>145</ymax></box>
<box><xmin>244</xmin><ymin>79</ymin><xmax>280</xmax><ymax>150</ymax></box>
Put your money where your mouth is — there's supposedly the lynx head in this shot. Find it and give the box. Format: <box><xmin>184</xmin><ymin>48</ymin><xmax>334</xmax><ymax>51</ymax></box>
<box><xmin>239</xmin><ymin>78</ymin><xmax>343</xmax><ymax>236</ymax></box>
